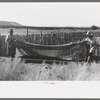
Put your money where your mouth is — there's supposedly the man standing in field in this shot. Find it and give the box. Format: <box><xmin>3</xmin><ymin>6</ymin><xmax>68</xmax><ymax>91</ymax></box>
<box><xmin>5</xmin><ymin>29</ymin><xmax>16</xmax><ymax>58</ymax></box>
<box><xmin>85</xmin><ymin>31</ymin><xmax>98</xmax><ymax>63</ymax></box>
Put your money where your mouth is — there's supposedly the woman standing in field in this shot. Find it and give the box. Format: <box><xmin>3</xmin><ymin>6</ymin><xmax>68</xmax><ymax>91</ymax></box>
<box><xmin>5</xmin><ymin>29</ymin><xmax>16</xmax><ymax>58</ymax></box>
<box><xmin>85</xmin><ymin>31</ymin><xmax>98</xmax><ymax>63</ymax></box>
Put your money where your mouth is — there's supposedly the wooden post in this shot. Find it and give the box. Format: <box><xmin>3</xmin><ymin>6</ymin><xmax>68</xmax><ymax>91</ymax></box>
<box><xmin>98</xmin><ymin>45</ymin><xmax>99</xmax><ymax>56</ymax></box>
<box><xmin>41</xmin><ymin>30</ymin><xmax>42</xmax><ymax>44</ymax></box>
<box><xmin>26</xmin><ymin>27</ymin><xmax>28</xmax><ymax>42</ymax></box>
<box><xmin>97</xmin><ymin>45</ymin><xmax>99</xmax><ymax>62</ymax></box>
<box><xmin>27</xmin><ymin>27</ymin><xmax>28</xmax><ymax>37</ymax></box>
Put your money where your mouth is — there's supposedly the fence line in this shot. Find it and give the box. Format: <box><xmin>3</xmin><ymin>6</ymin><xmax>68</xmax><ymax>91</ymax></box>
<box><xmin>0</xmin><ymin>31</ymin><xmax>86</xmax><ymax>57</ymax></box>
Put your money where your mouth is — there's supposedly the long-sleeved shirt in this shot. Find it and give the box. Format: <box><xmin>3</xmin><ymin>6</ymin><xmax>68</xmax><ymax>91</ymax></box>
<box><xmin>5</xmin><ymin>34</ymin><xmax>15</xmax><ymax>52</ymax></box>
<box><xmin>5</xmin><ymin>34</ymin><xmax>15</xmax><ymax>43</ymax></box>
<box><xmin>85</xmin><ymin>36</ymin><xmax>98</xmax><ymax>47</ymax></box>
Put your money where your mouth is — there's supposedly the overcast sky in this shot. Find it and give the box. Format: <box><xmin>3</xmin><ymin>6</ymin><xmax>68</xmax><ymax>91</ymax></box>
<box><xmin>0</xmin><ymin>3</ymin><xmax>100</xmax><ymax>27</ymax></box>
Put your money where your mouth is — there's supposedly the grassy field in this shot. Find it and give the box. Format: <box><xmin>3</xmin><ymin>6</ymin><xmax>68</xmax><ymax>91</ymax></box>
<box><xmin>0</xmin><ymin>54</ymin><xmax>100</xmax><ymax>81</ymax></box>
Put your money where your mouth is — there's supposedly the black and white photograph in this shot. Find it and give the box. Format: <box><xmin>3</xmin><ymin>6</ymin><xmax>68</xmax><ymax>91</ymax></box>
<box><xmin>0</xmin><ymin>2</ymin><xmax>100</xmax><ymax>81</ymax></box>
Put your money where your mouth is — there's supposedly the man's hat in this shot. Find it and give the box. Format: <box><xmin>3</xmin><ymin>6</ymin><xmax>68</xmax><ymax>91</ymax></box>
<box><xmin>9</xmin><ymin>29</ymin><xmax>14</xmax><ymax>33</ymax></box>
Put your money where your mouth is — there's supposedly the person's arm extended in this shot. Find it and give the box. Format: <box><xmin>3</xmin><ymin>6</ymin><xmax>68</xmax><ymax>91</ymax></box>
<box><xmin>85</xmin><ymin>37</ymin><xmax>94</xmax><ymax>44</ymax></box>
<box><xmin>13</xmin><ymin>35</ymin><xmax>16</xmax><ymax>41</ymax></box>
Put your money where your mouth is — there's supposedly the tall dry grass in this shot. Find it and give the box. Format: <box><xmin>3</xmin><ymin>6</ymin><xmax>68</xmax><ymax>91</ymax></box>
<box><xmin>0</xmin><ymin>55</ymin><xmax>100</xmax><ymax>81</ymax></box>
